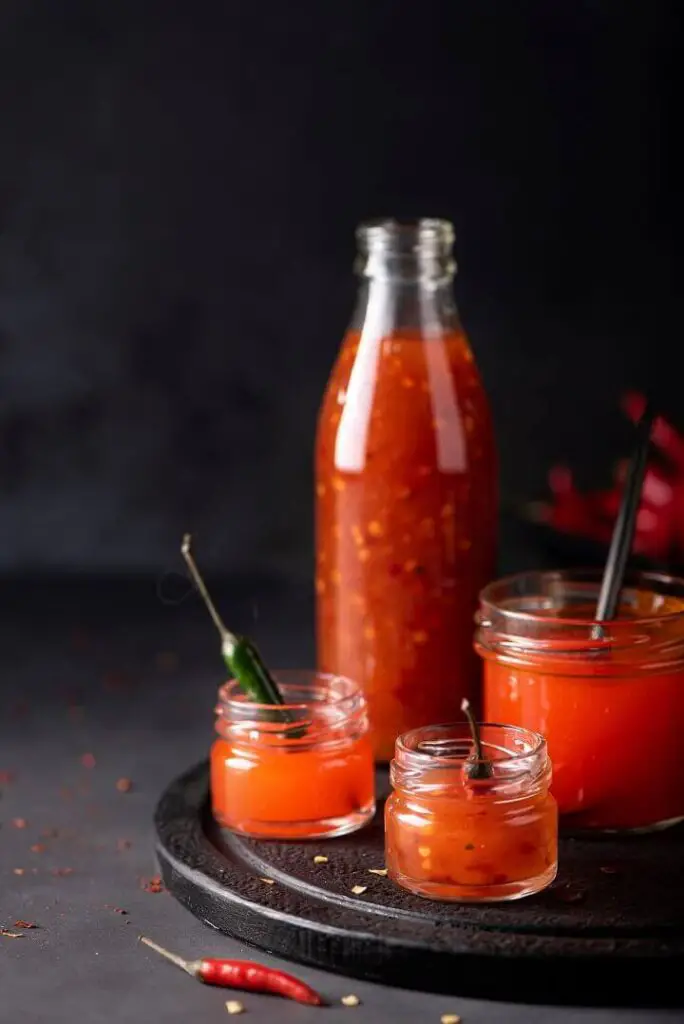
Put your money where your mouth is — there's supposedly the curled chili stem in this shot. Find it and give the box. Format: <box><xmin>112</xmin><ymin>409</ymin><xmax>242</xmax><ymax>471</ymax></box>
<box><xmin>461</xmin><ymin>698</ymin><xmax>494</xmax><ymax>780</ymax></box>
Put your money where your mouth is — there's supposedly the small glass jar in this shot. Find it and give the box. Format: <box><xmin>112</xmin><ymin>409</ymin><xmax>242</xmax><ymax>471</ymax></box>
<box><xmin>476</xmin><ymin>569</ymin><xmax>684</xmax><ymax>833</ymax></box>
<box><xmin>385</xmin><ymin>723</ymin><xmax>557</xmax><ymax>902</ymax></box>
<box><xmin>211</xmin><ymin>670</ymin><xmax>375</xmax><ymax>839</ymax></box>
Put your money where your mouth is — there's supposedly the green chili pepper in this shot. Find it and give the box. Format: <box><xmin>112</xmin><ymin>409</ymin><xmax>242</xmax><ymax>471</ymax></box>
<box><xmin>181</xmin><ymin>535</ymin><xmax>300</xmax><ymax>731</ymax></box>
<box><xmin>221</xmin><ymin>633</ymin><xmax>284</xmax><ymax>707</ymax></box>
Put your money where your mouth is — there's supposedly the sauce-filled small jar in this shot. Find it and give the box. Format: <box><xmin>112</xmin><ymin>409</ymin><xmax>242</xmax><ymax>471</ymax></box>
<box><xmin>477</xmin><ymin>569</ymin><xmax>684</xmax><ymax>833</ymax></box>
<box><xmin>385</xmin><ymin>723</ymin><xmax>557</xmax><ymax>902</ymax></box>
<box><xmin>211</xmin><ymin>671</ymin><xmax>375</xmax><ymax>840</ymax></box>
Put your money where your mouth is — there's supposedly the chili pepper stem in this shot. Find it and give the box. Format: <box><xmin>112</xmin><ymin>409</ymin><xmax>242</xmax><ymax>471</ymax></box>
<box><xmin>180</xmin><ymin>533</ymin><xmax>290</xmax><ymax>715</ymax></box>
<box><xmin>139</xmin><ymin>935</ymin><xmax>201</xmax><ymax>978</ymax></box>
<box><xmin>181</xmin><ymin>535</ymin><xmax>237</xmax><ymax>650</ymax></box>
<box><xmin>461</xmin><ymin>698</ymin><xmax>494</xmax><ymax>780</ymax></box>
<box><xmin>461</xmin><ymin>698</ymin><xmax>484</xmax><ymax>761</ymax></box>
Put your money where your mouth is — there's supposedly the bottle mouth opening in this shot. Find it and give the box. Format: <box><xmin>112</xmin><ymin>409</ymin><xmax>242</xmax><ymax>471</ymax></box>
<box><xmin>357</xmin><ymin>218</ymin><xmax>454</xmax><ymax>252</ymax></box>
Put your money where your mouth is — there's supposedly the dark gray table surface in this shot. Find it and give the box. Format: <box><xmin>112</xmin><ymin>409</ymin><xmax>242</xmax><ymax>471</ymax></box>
<box><xmin>1</xmin><ymin>576</ymin><xmax>681</xmax><ymax>1024</ymax></box>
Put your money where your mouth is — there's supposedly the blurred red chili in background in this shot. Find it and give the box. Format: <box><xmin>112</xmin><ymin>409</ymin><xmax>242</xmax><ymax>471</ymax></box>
<box><xmin>532</xmin><ymin>393</ymin><xmax>684</xmax><ymax>564</ymax></box>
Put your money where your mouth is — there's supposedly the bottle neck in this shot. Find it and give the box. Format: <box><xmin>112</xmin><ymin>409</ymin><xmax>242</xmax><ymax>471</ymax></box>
<box><xmin>352</xmin><ymin>219</ymin><xmax>460</xmax><ymax>336</ymax></box>
<box><xmin>350</xmin><ymin>276</ymin><xmax>459</xmax><ymax>336</ymax></box>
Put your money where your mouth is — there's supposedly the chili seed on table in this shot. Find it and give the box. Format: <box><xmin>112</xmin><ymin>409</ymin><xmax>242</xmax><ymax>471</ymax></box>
<box><xmin>313</xmin><ymin>855</ymin><xmax>328</xmax><ymax>864</ymax></box>
<box><xmin>441</xmin><ymin>1015</ymin><xmax>462</xmax><ymax>1024</ymax></box>
<box><xmin>225</xmin><ymin>1001</ymin><xmax>245</xmax><ymax>1015</ymax></box>
<box><xmin>259</xmin><ymin>877</ymin><xmax>275</xmax><ymax>885</ymax></box>
<box><xmin>351</xmin><ymin>885</ymin><xmax>367</xmax><ymax>895</ymax></box>
<box><xmin>367</xmin><ymin>868</ymin><xmax>388</xmax><ymax>876</ymax></box>
<box><xmin>341</xmin><ymin>994</ymin><xmax>360</xmax><ymax>1007</ymax></box>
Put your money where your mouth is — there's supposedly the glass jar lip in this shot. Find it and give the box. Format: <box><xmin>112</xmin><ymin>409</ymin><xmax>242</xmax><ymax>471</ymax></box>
<box><xmin>217</xmin><ymin>670</ymin><xmax>363</xmax><ymax>714</ymax></box>
<box><xmin>357</xmin><ymin>217</ymin><xmax>454</xmax><ymax>246</ymax></box>
<box><xmin>479</xmin><ymin>567</ymin><xmax>684</xmax><ymax>628</ymax></box>
<box><xmin>395</xmin><ymin>722</ymin><xmax>546</xmax><ymax>767</ymax></box>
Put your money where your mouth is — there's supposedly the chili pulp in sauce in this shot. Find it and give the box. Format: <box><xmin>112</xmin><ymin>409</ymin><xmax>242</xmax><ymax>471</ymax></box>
<box><xmin>316</xmin><ymin>328</ymin><xmax>497</xmax><ymax>761</ymax></box>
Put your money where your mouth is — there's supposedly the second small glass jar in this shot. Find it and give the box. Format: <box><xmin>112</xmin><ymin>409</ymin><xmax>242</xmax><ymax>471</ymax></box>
<box><xmin>211</xmin><ymin>671</ymin><xmax>375</xmax><ymax>840</ymax></box>
<box><xmin>385</xmin><ymin>723</ymin><xmax>558</xmax><ymax>902</ymax></box>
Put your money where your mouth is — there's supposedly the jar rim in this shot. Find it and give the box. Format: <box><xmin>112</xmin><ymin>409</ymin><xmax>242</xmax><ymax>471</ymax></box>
<box><xmin>479</xmin><ymin>567</ymin><xmax>684</xmax><ymax>628</ymax></box>
<box><xmin>217</xmin><ymin>670</ymin><xmax>362</xmax><ymax>714</ymax></box>
<box><xmin>395</xmin><ymin>721</ymin><xmax>546</xmax><ymax>768</ymax></box>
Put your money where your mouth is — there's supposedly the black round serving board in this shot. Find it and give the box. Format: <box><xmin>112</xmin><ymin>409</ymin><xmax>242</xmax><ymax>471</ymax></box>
<box><xmin>154</xmin><ymin>762</ymin><xmax>684</xmax><ymax>1007</ymax></box>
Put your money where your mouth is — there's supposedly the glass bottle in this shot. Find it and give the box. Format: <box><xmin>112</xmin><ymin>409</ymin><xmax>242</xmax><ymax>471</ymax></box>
<box><xmin>315</xmin><ymin>219</ymin><xmax>497</xmax><ymax>761</ymax></box>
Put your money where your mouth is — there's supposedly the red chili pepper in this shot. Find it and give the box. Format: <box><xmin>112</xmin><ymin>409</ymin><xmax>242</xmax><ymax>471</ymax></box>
<box><xmin>623</xmin><ymin>392</ymin><xmax>684</xmax><ymax>471</ymax></box>
<box><xmin>535</xmin><ymin>394</ymin><xmax>684</xmax><ymax>562</ymax></box>
<box><xmin>139</xmin><ymin>936</ymin><xmax>324</xmax><ymax>1006</ymax></box>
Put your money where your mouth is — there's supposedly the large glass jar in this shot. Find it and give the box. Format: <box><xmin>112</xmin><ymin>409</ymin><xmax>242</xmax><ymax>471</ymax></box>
<box><xmin>315</xmin><ymin>219</ymin><xmax>497</xmax><ymax>760</ymax></box>
<box><xmin>476</xmin><ymin>569</ymin><xmax>684</xmax><ymax>832</ymax></box>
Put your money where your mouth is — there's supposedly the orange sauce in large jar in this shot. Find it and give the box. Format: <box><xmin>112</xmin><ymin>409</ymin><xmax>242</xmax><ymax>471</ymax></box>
<box><xmin>477</xmin><ymin>569</ymin><xmax>684</xmax><ymax>832</ymax></box>
<box><xmin>315</xmin><ymin>220</ymin><xmax>497</xmax><ymax>760</ymax></box>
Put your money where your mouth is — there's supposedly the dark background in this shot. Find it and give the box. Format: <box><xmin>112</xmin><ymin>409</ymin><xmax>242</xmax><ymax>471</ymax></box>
<box><xmin>0</xmin><ymin>1</ymin><xmax>677</xmax><ymax>579</ymax></box>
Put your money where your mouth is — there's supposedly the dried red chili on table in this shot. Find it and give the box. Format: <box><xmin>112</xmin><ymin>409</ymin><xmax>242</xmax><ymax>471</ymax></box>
<box><xmin>140</xmin><ymin>936</ymin><xmax>324</xmax><ymax>1005</ymax></box>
